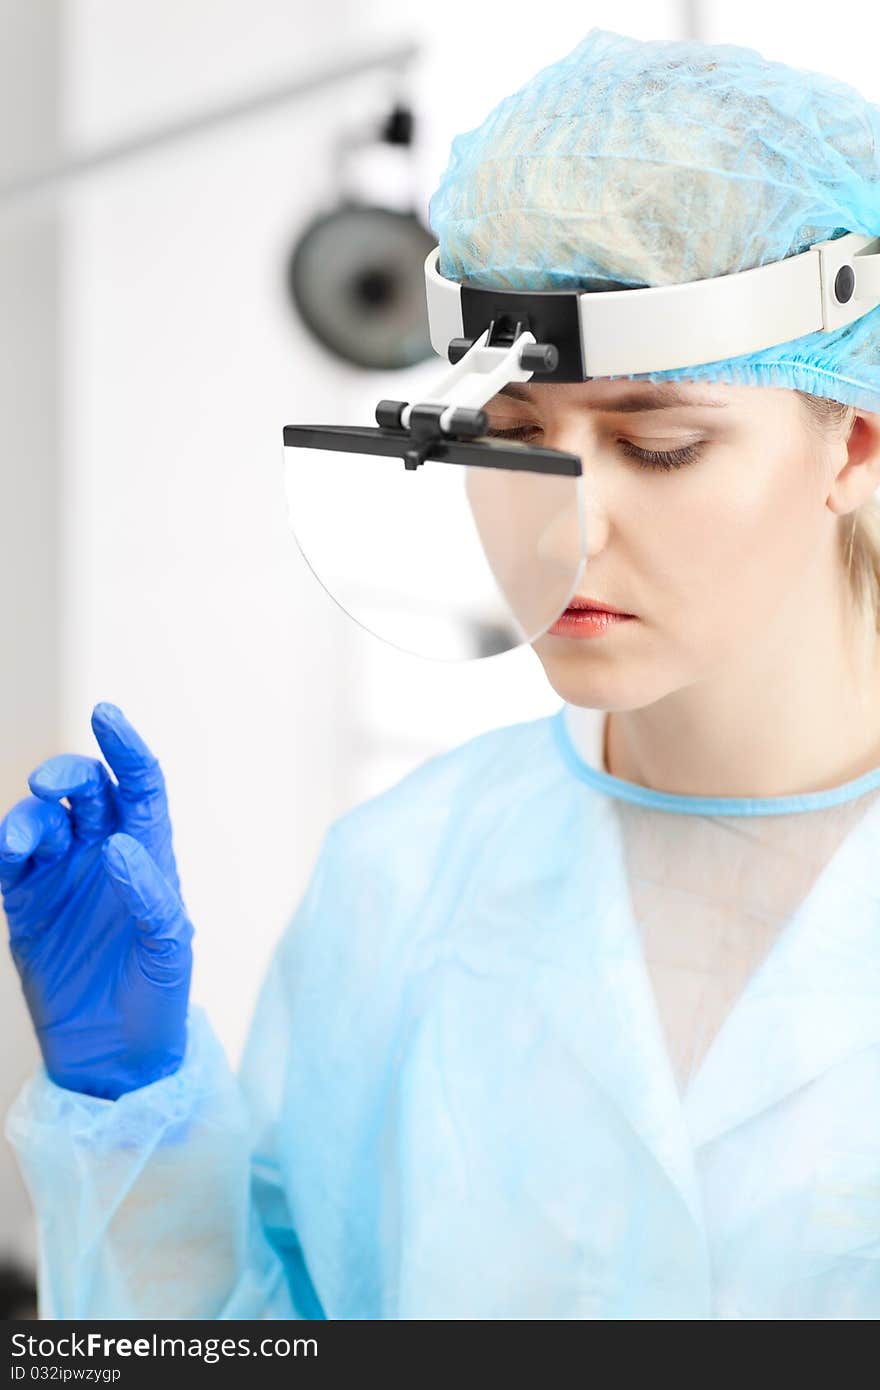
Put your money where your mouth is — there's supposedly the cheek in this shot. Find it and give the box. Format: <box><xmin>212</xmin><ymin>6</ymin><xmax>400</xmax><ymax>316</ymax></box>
<box><xmin>624</xmin><ymin>446</ymin><xmax>822</xmax><ymax>634</ymax></box>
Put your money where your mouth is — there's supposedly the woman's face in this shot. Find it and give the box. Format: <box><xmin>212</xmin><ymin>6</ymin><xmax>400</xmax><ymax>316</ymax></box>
<box><xmin>479</xmin><ymin>378</ymin><xmax>841</xmax><ymax>709</ymax></box>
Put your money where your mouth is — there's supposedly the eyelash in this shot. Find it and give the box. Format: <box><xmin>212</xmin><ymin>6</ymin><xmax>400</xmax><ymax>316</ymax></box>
<box><xmin>485</xmin><ymin>425</ymin><xmax>706</xmax><ymax>471</ymax></box>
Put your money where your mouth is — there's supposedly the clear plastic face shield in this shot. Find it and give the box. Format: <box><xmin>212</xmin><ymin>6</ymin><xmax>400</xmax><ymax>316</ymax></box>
<box><xmin>282</xmin><ymin>231</ymin><xmax>880</xmax><ymax>661</ymax></box>
<box><xmin>283</xmin><ymin>334</ymin><xmax>585</xmax><ymax>662</ymax></box>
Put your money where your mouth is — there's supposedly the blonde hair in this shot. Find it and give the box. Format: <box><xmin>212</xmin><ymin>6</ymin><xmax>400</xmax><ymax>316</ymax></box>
<box><xmin>797</xmin><ymin>391</ymin><xmax>880</xmax><ymax>632</ymax></box>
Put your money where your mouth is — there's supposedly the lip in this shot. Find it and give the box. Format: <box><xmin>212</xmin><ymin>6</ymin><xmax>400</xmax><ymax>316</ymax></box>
<box><xmin>547</xmin><ymin>606</ymin><xmax>636</xmax><ymax>639</ymax></box>
<box><xmin>566</xmin><ymin>596</ymin><xmax>635</xmax><ymax>617</ymax></box>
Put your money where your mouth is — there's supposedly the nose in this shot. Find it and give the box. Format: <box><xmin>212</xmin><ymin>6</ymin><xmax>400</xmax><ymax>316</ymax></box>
<box><xmin>539</xmin><ymin>431</ymin><xmax>611</xmax><ymax>565</ymax></box>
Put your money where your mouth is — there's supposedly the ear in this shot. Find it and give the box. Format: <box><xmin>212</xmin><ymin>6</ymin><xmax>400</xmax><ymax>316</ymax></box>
<box><xmin>826</xmin><ymin>410</ymin><xmax>880</xmax><ymax>516</ymax></box>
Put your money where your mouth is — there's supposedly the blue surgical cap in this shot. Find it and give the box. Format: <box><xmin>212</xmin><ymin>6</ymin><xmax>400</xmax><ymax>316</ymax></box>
<box><xmin>427</xmin><ymin>28</ymin><xmax>880</xmax><ymax>411</ymax></box>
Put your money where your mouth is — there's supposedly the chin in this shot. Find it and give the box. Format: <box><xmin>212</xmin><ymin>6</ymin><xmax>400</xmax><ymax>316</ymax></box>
<box><xmin>531</xmin><ymin>659</ymin><xmax>620</xmax><ymax>708</ymax></box>
<box><xmin>530</xmin><ymin>643</ymin><xmax>653</xmax><ymax>711</ymax></box>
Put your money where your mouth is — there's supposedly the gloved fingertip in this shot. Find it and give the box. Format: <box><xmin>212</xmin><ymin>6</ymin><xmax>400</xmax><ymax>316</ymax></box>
<box><xmin>102</xmin><ymin>833</ymin><xmax>185</xmax><ymax>940</ymax></box>
<box><xmin>27</xmin><ymin>768</ymin><xmax>55</xmax><ymax>800</ymax></box>
<box><xmin>101</xmin><ymin>834</ymin><xmax>153</xmax><ymax>918</ymax></box>
<box><xmin>91</xmin><ymin>700</ymin><xmax>123</xmax><ymax>727</ymax></box>
<box><xmin>102</xmin><ymin>830</ymin><xmax>143</xmax><ymax>869</ymax></box>
<box><xmin>91</xmin><ymin>705</ymin><xmax>160</xmax><ymax>788</ymax></box>
<box><xmin>28</xmin><ymin>754</ymin><xmax>108</xmax><ymax>802</ymax></box>
<box><xmin>0</xmin><ymin>821</ymin><xmax>32</xmax><ymax>859</ymax></box>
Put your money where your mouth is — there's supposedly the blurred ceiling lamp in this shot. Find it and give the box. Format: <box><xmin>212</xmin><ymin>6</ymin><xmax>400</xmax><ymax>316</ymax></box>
<box><xmin>286</xmin><ymin>102</ymin><xmax>436</xmax><ymax>371</ymax></box>
<box><xmin>0</xmin><ymin>38</ymin><xmax>434</xmax><ymax>374</ymax></box>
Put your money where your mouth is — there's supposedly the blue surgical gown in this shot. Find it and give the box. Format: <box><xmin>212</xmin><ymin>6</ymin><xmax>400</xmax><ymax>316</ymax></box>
<box><xmin>6</xmin><ymin>703</ymin><xmax>880</xmax><ymax>1319</ymax></box>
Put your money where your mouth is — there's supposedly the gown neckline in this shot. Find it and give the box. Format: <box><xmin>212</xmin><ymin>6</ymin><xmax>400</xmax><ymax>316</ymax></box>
<box><xmin>554</xmin><ymin>703</ymin><xmax>880</xmax><ymax>817</ymax></box>
<box><xmin>547</xmin><ymin>702</ymin><xmax>880</xmax><ymax>1146</ymax></box>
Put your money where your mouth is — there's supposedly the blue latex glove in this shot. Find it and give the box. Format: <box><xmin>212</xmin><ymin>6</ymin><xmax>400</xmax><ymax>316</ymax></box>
<box><xmin>0</xmin><ymin>703</ymin><xmax>193</xmax><ymax>1100</ymax></box>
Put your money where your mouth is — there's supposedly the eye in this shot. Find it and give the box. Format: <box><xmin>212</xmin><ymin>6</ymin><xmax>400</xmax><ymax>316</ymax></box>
<box><xmin>484</xmin><ymin>424</ymin><xmax>706</xmax><ymax>471</ymax></box>
<box><xmin>616</xmin><ymin>439</ymin><xmax>706</xmax><ymax>471</ymax></box>
<box><xmin>484</xmin><ymin>423</ymin><xmax>541</xmax><ymax>443</ymax></box>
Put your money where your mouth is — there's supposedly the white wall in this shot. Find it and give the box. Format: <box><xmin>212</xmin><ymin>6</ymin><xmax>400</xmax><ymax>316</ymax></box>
<box><xmin>0</xmin><ymin>0</ymin><xmax>62</xmax><ymax>1274</ymax></box>
<box><xmin>698</xmin><ymin>0</ymin><xmax>880</xmax><ymax>95</ymax></box>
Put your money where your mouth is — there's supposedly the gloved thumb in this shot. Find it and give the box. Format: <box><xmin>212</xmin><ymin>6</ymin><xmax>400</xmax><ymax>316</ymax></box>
<box><xmin>101</xmin><ymin>832</ymin><xmax>193</xmax><ymax>977</ymax></box>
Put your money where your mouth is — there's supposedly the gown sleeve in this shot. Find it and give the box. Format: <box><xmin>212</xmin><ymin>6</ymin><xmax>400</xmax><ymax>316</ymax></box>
<box><xmin>2</xmin><ymin>824</ymin><xmax>344</xmax><ymax>1321</ymax></box>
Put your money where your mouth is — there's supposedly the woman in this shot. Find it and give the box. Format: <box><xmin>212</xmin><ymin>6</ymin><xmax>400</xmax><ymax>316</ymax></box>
<box><xmin>4</xmin><ymin>29</ymin><xmax>880</xmax><ymax>1319</ymax></box>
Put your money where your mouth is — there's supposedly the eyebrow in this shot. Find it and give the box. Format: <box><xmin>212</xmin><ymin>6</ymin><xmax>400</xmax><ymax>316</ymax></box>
<box><xmin>495</xmin><ymin>383</ymin><xmax>729</xmax><ymax>412</ymax></box>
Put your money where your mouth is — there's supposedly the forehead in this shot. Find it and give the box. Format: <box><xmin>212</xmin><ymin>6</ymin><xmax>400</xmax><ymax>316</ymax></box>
<box><xmin>494</xmin><ymin>381</ymin><xmax>732</xmax><ymax>413</ymax></box>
